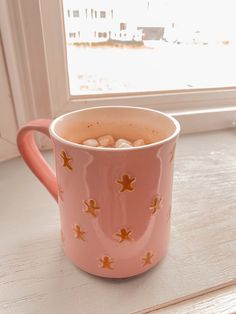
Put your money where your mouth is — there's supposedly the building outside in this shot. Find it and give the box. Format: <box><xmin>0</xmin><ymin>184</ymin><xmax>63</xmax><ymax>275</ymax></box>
<box><xmin>63</xmin><ymin>0</ymin><xmax>167</xmax><ymax>44</ymax></box>
<box><xmin>63</xmin><ymin>0</ymin><xmax>236</xmax><ymax>46</ymax></box>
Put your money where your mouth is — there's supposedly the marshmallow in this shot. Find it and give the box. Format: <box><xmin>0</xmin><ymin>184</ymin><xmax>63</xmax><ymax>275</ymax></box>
<box><xmin>118</xmin><ymin>142</ymin><xmax>132</xmax><ymax>148</ymax></box>
<box><xmin>82</xmin><ymin>138</ymin><xmax>99</xmax><ymax>147</ymax></box>
<box><xmin>81</xmin><ymin>136</ymin><xmax>146</xmax><ymax>149</ymax></box>
<box><xmin>97</xmin><ymin>134</ymin><xmax>115</xmax><ymax>147</ymax></box>
<box><xmin>133</xmin><ymin>139</ymin><xmax>145</xmax><ymax>147</ymax></box>
<box><xmin>115</xmin><ymin>138</ymin><xmax>131</xmax><ymax>148</ymax></box>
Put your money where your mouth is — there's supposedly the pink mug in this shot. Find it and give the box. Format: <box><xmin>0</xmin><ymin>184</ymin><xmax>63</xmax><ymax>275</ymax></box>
<box><xmin>17</xmin><ymin>106</ymin><xmax>180</xmax><ymax>278</ymax></box>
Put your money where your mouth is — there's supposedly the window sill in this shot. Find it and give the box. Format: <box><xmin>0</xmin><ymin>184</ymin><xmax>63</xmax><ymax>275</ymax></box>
<box><xmin>0</xmin><ymin>129</ymin><xmax>235</xmax><ymax>313</ymax></box>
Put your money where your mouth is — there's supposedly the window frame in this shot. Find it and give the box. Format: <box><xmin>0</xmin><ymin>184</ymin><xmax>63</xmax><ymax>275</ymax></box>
<box><xmin>1</xmin><ymin>0</ymin><xmax>236</xmax><ymax>134</ymax></box>
<box><xmin>0</xmin><ymin>33</ymin><xmax>19</xmax><ymax>161</ymax></box>
<box><xmin>0</xmin><ymin>0</ymin><xmax>52</xmax><ymax>126</ymax></box>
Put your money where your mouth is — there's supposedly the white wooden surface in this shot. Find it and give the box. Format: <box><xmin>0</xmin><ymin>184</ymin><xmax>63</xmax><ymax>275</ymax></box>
<box><xmin>153</xmin><ymin>285</ymin><xmax>236</xmax><ymax>314</ymax></box>
<box><xmin>0</xmin><ymin>130</ymin><xmax>236</xmax><ymax>314</ymax></box>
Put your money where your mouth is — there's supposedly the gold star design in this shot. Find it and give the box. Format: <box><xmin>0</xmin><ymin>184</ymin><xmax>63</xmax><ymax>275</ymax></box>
<box><xmin>58</xmin><ymin>184</ymin><xmax>64</xmax><ymax>201</ymax></box>
<box><xmin>73</xmin><ymin>224</ymin><xmax>86</xmax><ymax>241</ymax></box>
<box><xmin>60</xmin><ymin>151</ymin><xmax>72</xmax><ymax>170</ymax></box>
<box><xmin>149</xmin><ymin>195</ymin><xmax>162</xmax><ymax>215</ymax></box>
<box><xmin>170</xmin><ymin>144</ymin><xmax>176</xmax><ymax>163</ymax></box>
<box><xmin>99</xmin><ymin>256</ymin><xmax>114</xmax><ymax>270</ymax></box>
<box><xmin>84</xmin><ymin>199</ymin><xmax>100</xmax><ymax>218</ymax></box>
<box><xmin>116</xmin><ymin>227</ymin><xmax>132</xmax><ymax>243</ymax></box>
<box><xmin>117</xmin><ymin>174</ymin><xmax>135</xmax><ymax>192</ymax></box>
<box><xmin>142</xmin><ymin>252</ymin><xmax>154</xmax><ymax>266</ymax></box>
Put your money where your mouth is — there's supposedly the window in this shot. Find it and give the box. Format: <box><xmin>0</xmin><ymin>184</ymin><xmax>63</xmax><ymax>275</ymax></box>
<box><xmin>73</xmin><ymin>10</ymin><xmax>79</xmax><ymax>18</ymax></box>
<box><xmin>98</xmin><ymin>32</ymin><xmax>107</xmax><ymax>38</ymax></box>
<box><xmin>62</xmin><ymin>0</ymin><xmax>236</xmax><ymax>98</ymax></box>
<box><xmin>100</xmin><ymin>11</ymin><xmax>106</xmax><ymax>18</ymax></box>
<box><xmin>69</xmin><ymin>32</ymin><xmax>76</xmax><ymax>38</ymax></box>
<box><xmin>120</xmin><ymin>23</ymin><xmax>127</xmax><ymax>31</ymax></box>
<box><xmin>1</xmin><ymin>0</ymin><xmax>236</xmax><ymax>140</ymax></box>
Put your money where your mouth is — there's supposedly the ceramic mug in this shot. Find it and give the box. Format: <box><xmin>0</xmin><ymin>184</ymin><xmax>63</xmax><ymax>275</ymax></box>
<box><xmin>17</xmin><ymin>106</ymin><xmax>180</xmax><ymax>278</ymax></box>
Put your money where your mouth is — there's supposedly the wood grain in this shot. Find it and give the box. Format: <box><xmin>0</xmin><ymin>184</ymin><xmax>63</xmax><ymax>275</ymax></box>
<box><xmin>0</xmin><ymin>130</ymin><xmax>236</xmax><ymax>314</ymax></box>
<box><xmin>151</xmin><ymin>285</ymin><xmax>236</xmax><ymax>314</ymax></box>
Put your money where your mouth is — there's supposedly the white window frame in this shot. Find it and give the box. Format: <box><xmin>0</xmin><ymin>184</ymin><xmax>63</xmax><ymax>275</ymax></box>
<box><xmin>0</xmin><ymin>0</ymin><xmax>52</xmax><ymax>127</ymax></box>
<box><xmin>1</xmin><ymin>0</ymin><xmax>236</xmax><ymax>135</ymax></box>
<box><xmin>0</xmin><ymin>33</ymin><xmax>18</xmax><ymax>161</ymax></box>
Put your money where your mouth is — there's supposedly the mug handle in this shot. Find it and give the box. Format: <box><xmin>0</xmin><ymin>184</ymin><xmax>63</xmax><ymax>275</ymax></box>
<box><xmin>17</xmin><ymin>119</ymin><xmax>58</xmax><ymax>202</ymax></box>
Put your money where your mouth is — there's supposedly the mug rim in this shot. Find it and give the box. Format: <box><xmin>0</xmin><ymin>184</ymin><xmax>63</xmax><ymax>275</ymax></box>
<box><xmin>49</xmin><ymin>106</ymin><xmax>181</xmax><ymax>151</ymax></box>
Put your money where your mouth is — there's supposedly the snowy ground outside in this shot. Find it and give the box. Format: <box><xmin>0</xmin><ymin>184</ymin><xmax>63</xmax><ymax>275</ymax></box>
<box><xmin>66</xmin><ymin>42</ymin><xmax>236</xmax><ymax>95</ymax></box>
